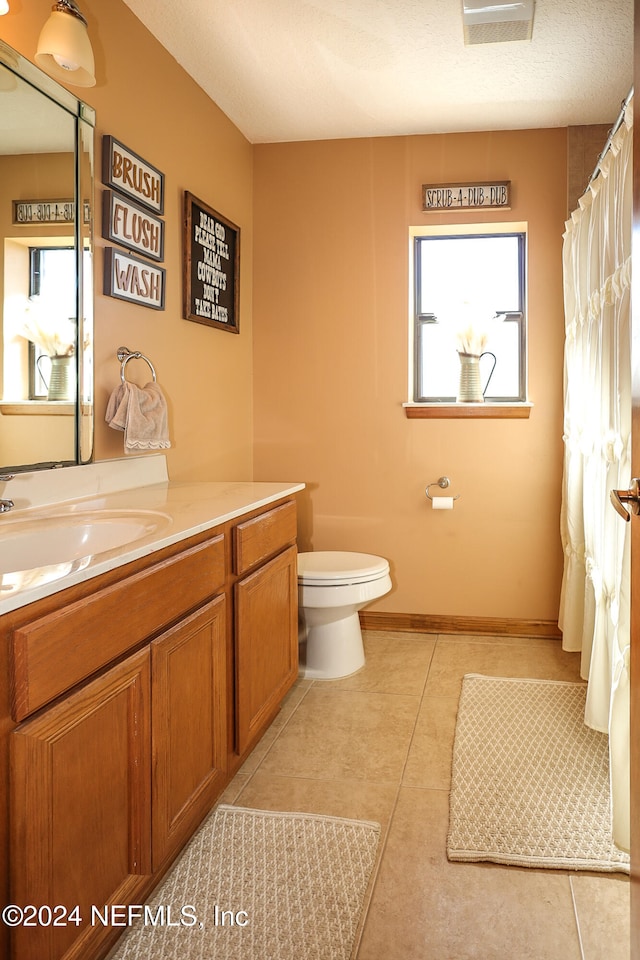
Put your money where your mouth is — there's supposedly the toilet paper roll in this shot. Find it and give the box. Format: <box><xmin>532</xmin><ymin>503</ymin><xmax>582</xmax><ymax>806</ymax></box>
<box><xmin>432</xmin><ymin>496</ymin><xmax>454</xmax><ymax>510</ymax></box>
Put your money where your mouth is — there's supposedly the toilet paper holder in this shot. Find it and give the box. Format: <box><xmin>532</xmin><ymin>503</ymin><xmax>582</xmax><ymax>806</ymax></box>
<box><xmin>425</xmin><ymin>476</ymin><xmax>461</xmax><ymax>502</ymax></box>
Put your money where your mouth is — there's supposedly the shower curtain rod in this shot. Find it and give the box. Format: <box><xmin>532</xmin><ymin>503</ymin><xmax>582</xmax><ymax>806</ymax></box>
<box><xmin>587</xmin><ymin>87</ymin><xmax>634</xmax><ymax>189</ymax></box>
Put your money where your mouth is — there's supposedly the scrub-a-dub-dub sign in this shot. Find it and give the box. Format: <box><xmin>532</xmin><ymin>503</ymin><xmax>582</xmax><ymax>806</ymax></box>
<box><xmin>183</xmin><ymin>191</ymin><xmax>240</xmax><ymax>334</ymax></box>
<box><xmin>422</xmin><ymin>181</ymin><xmax>511</xmax><ymax>211</ymax></box>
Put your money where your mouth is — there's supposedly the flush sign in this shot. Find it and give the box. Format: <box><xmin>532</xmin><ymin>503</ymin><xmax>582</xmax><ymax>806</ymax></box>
<box><xmin>422</xmin><ymin>181</ymin><xmax>510</xmax><ymax>212</ymax></box>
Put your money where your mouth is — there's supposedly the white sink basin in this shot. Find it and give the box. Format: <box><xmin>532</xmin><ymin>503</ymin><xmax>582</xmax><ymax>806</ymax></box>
<box><xmin>0</xmin><ymin>510</ymin><xmax>171</xmax><ymax>587</ymax></box>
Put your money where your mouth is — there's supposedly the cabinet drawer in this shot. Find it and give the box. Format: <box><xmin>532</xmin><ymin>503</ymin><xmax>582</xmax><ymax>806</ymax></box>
<box><xmin>12</xmin><ymin>534</ymin><xmax>225</xmax><ymax>721</ymax></box>
<box><xmin>233</xmin><ymin>500</ymin><xmax>297</xmax><ymax>576</ymax></box>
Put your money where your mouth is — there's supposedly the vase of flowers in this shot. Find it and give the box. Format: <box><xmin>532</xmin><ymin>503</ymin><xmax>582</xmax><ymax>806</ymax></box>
<box><xmin>454</xmin><ymin>311</ymin><xmax>498</xmax><ymax>402</ymax></box>
<box><xmin>37</xmin><ymin>353</ymin><xmax>75</xmax><ymax>401</ymax></box>
<box><xmin>457</xmin><ymin>351</ymin><xmax>484</xmax><ymax>402</ymax></box>
<box><xmin>20</xmin><ymin>299</ymin><xmax>76</xmax><ymax>401</ymax></box>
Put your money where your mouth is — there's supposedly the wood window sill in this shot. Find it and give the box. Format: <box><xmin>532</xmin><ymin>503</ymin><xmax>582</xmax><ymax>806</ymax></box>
<box><xmin>403</xmin><ymin>402</ymin><xmax>532</xmax><ymax>419</ymax></box>
<box><xmin>0</xmin><ymin>401</ymin><xmax>75</xmax><ymax>416</ymax></box>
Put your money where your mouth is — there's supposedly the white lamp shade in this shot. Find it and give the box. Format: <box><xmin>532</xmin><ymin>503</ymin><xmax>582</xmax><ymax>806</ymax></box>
<box><xmin>0</xmin><ymin>2</ymin><xmax>10</xmax><ymax>16</ymax></box>
<box><xmin>35</xmin><ymin>9</ymin><xmax>95</xmax><ymax>87</ymax></box>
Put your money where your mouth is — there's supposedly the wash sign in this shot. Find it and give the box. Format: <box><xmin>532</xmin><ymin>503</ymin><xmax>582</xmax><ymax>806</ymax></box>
<box><xmin>104</xmin><ymin>247</ymin><xmax>166</xmax><ymax>310</ymax></box>
<box><xmin>422</xmin><ymin>181</ymin><xmax>510</xmax><ymax>211</ymax></box>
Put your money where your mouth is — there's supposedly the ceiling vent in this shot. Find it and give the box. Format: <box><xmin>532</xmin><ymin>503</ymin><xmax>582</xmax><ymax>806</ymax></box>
<box><xmin>462</xmin><ymin>0</ymin><xmax>535</xmax><ymax>45</ymax></box>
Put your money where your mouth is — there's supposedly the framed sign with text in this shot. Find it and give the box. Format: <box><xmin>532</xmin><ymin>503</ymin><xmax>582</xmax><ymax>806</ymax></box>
<box><xmin>422</xmin><ymin>181</ymin><xmax>511</xmax><ymax>212</ymax></box>
<box><xmin>102</xmin><ymin>189</ymin><xmax>165</xmax><ymax>262</ymax></box>
<box><xmin>13</xmin><ymin>199</ymin><xmax>91</xmax><ymax>225</ymax></box>
<box><xmin>102</xmin><ymin>135</ymin><xmax>164</xmax><ymax>215</ymax></box>
<box><xmin>183</xmin><ymin>191</ymin><xmax>240</xmax><ymax>334</ymax></box>
<box><xmin>104</xmin><ymin>247</ymin><xmax>165</xmax><ymax>310</ymax></box>
<box><xmin>13</xmin><ymin>199</ymin><xmax>75</xmax><ymax>224</ymax></box>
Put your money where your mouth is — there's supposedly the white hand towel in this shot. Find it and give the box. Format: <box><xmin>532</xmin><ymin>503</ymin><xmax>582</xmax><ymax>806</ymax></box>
<box><xmin>105</xmin><ymin>381</ymin><xmax>127</xmax><ymax>430</ymax></box>
<box><xmin>105</xmin><ymin>381</ymin><xmax>171</xmax><ymax>452</ymax></box>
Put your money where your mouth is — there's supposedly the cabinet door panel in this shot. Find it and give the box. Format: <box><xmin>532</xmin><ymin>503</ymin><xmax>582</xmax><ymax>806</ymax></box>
<box><xmin>10</xmin><ymin>648</ymin><xmax>151</xmax><ymax>960</ymax></box>
<box><xmin>151</xmin><ymin>596</ymin><xmax>227</xmax><ymax>868</ymax></box>
<box><xmin>235</xmin><ymin>545</ymin><xmax>298</xmax><ymax>754</ymax></box>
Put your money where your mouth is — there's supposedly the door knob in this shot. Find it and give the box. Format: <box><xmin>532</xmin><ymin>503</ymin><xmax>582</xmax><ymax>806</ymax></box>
<box><xmin>610</xmin><ymin>478</ymin><xmax>640</xmax><ymax>521</ymax></box>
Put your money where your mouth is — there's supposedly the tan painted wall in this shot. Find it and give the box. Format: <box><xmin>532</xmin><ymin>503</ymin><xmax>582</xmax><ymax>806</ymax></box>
<box><xmin>253</xmin><ymin>130</ymin><xmax>567</xmax><ymax>621</ymax></box>
<box><xmin>2</xmin><ymin>5</ymin><xmax>569</xmax><ymax>622</ymax></box>
<box><xmin>1</xmin><ymin>0</ymin><xmax>254</xmax><ymax>482</ymax></box>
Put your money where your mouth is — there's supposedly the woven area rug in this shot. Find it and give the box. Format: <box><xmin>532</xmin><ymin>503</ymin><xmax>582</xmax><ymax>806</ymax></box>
<box><xmin>447</xmin><ymin>675</ymin><xmax>629</xmax><ymax>874</ymax></box>
<box><xmin>109</xmin><ymin>804</ymin><xmax>380</xmax><ymax>960</ymax></box>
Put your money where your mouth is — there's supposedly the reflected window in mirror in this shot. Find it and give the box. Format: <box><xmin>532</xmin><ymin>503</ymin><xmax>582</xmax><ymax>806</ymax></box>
<box><xmin>28</xmin><ymin>246</ymin><xmax>76</xmax><ymax>400</ymax></box>
<box><xmin>2</xmin><ymin>236</ymin><xmax>74</xmax><ymax>403</ymax></box>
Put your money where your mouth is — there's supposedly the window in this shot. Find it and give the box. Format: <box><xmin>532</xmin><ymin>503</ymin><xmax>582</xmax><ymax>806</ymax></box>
<box><xmin>411</xmin><ymin>226</ymin><xmax>527</xmax><ymax>404</ymax></box>
<box><xmin>28</xmin><ymin>246</ymin><xmax>76</xmax><ymax>399</ymax></box>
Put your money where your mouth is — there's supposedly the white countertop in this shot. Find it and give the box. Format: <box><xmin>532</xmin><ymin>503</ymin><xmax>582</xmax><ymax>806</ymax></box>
<box><xmin>0</xmin><ymin>456</ymin><xmax>304</xmax><ymax>615</ymax></box>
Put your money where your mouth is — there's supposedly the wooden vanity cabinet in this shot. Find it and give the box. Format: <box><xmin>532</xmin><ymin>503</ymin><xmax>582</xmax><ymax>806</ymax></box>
<box><xmin>11</xmin><ymin>647</ymin><xmax>152</xmax><ymax>960</ymax></box>
<box><xmin>235</xmin><ymin>546</ymin><xmax>298</xmax><ymax>754</ymax></box>
<box><xmin>151</xmin><ymin>594</ymin><xmax>227</xmax><ymax>868</ymax></box>
<box><xmin>1</xmin><ymin>495</ymin><xmax>299</xmax><ymax>960</ymax></box>
<box><xmin>233</xmin><ymin>501</ymin><xmax>299</xmax><ymax>755</ymax></box>
<box><xmin>9</xmin><ymin>540</ymin><xmax>229</xmax><ymax>960</ymax></box>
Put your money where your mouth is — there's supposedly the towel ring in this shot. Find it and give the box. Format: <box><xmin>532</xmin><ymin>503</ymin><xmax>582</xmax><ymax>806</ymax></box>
<box><xmin>425</xmin><ymin>476</ymin><xmax>461</xmax><ymax>502</ymax></box>
<box><xmin>117</xmin><ymin>346</ymin><xmax>157</xmax><ymax>383</ymax></box>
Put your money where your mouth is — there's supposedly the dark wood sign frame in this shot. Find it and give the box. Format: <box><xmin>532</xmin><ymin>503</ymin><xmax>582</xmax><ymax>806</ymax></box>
<box><xmin>422</xmin><ymin>180</ymin><xmax>511</xmax><ymax>212</ymax></box>
<box><xmin>102</xmin><ymin>189</ymin><xmax>165</xmax><ymax>263</ymax></box>
<box><xmin>102</xmin><ymin>135</ymin><xmax>165</xmax><ymax>215</ymax></box>
<box><xmin>183</xmin><ymin>191</ymin><xmax>240</xmax><ymax>334</ymax></box>
<box><xmin>104</xmin><ymin>247</ymin><xmax>166</xmax><ymax>311</ymax></box>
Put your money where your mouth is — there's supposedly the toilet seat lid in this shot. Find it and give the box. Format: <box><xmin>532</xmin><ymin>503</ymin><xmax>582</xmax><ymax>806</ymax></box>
<box><xmin>297</xmin><ymin>551</ymin><xmax>390</xmax><ymax>585</ymax></box>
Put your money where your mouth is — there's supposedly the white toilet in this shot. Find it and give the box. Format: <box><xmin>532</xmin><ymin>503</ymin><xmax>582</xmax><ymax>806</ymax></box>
<box><xmin>297</xmin><ymin>551</ymin><xmax>392</xmax><ymax>680</ymax></box>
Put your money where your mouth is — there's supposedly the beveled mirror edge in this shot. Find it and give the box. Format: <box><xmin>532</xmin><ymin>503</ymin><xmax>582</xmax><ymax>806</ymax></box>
<box><xmin>77</xmin><ymin>112</ymin><xmax>94</xmax><ymax>466</ymax></box>
<box><xmin>0</xmin><ymin>39</ymin><xmax>95</xmax><ymax>474</ymax></box>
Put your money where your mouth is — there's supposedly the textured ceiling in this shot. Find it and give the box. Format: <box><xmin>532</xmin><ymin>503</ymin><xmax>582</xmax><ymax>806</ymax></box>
<box><xmin>121</xmin><ymin>0</ymin><xmax>633</xmax><ymax>144</ymax></box>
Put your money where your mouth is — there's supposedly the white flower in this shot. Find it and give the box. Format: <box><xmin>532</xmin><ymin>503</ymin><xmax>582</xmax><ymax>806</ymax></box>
<box><xmin>19</xmin><ymin>297</ymin><xmax>75</xmax><ymax>357</ymax></box>
<box><xmin>451</xmin><ymin>303</ymin><xmax>503</xmax><ymax>355</ymax></box>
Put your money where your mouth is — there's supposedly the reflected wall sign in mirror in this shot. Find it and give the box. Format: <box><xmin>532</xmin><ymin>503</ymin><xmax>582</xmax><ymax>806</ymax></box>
<box><xmin>0</xmin><ymin>39</ymin><xmax>94</xmax><ymax>474</ymax></box>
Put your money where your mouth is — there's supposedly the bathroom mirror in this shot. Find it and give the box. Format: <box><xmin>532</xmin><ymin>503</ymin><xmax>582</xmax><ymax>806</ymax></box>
<box><xmin>0</xmin><ymin>39</ymin><xmax>94</xmax><ymax>474</ymax></box>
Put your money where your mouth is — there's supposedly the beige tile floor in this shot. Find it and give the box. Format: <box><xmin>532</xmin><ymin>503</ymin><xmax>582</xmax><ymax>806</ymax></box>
<box><xmin>220</xmin><ymin>630</ymin><xmax>630</xmax><ymax>960</ymax></box>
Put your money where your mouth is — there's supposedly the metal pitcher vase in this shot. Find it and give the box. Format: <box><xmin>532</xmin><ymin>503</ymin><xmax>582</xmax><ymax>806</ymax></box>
<box><xmin>37</xmin><ymin>354</ymin><xmax>75</xmax><ymax>401</ymax></box>
<box><xmin>456</xmin><ymin>351</ymin><xmax>497</xmax><ymax>403</ymax></box>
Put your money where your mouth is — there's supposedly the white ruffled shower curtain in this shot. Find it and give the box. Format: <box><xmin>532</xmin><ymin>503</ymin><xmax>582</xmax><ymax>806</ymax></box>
<box><xmin>559</xmin><ymin>97</ymin><xmax>633</xmax><ymax>852</ymax></box>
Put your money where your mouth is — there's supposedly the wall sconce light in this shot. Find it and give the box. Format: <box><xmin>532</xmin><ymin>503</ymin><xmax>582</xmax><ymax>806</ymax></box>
<box><xmin>0</xmin><ymin>2</ymin><xmax>10</xmax><ymax>16</ymax></box>
<box><xmin>35</xmin><ymin>0</ymin><xmax>95</xmax><ymax>87</ymax></box>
